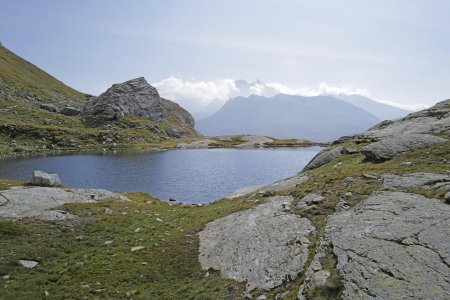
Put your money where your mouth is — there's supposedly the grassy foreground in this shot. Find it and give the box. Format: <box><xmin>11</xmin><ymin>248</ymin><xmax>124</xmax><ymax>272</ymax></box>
<box><xmin>0</xmin><ymin>140</ymin><xmax>448</xmax><ymax>299</ymax></box>
<box><xmin>0</xmin><ymin>192</ymin><xmax>255</xmax><ymax>299</ymax></box>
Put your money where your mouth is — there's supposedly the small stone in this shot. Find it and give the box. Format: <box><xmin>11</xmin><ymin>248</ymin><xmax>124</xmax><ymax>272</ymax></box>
<box><xmin>75</xmin><ymin>236</ymin><xmax>83</xmax><ymax>240</ymax></box>
<box><xmin>345</xmin><ymin>192</ymin><xmax>353</xmax><ymax>197</ymax></box>
<box><xmin>363</xmin><ymin>173</ymin><xmax>378</xmax><ymax>179</ymax></box>
<box><xmin>126</xmin><ymin>290</ymin><xmax>137</xmax><ymax>297</ymax></box>
<box><xmin>81</xmin><ymin>284</ymin><xmax>90</xmax><ymax>288</ymax></box>
<box><xmin>257</xmin><ymin>295</ymin><xmax>267</xmax><ymax>300</ymax></box>
<box><xmin>18</xmin><ymin>260</ymin><xmax>38</xmax><ymax>268</ymax></box>
<box><xmin>14</xmin><ymin>145</ymin><xmax>27</xmax><ymax>153</ymax></box>
<box><xmin>400</xmin><ymin>161</ymin><xmax>412</xmax><ymax>166</ymax></box>
<box><xmin>2</xmin><ymin>275</ymin><xmax>10</xmax><ymax>280</ymax></box>
<box><xmin>44</xmin><ymin>291</ymin><xmax>49</xmax><ymax>297</ymax></box>
<box><xmin>104</xmin><ymin>240</ymin><xmax>114</xmax><ymax>245</ymax></box>
<box><xmin>205</xmin><ymin>271</ymin><xmax>210</xmax><ymax>277</ymax></box>
<box><xmin>155</xmin><ymin>218</ymin><xmax>163</xmax><ymax>222</ymax></box>
<box><xmin>131</xmin><ymin>246</ymin><xmax>145</xmax><ymax>252</ymax></box>
<box><xmin>104</xmin><ymin>208</ymin><xmax>113</xmax><ymax>214</ymax></box>
<box><xmin>134</xmin><ymin>227</ymin><xmax>141</xmax><ymax>233</ymax></box>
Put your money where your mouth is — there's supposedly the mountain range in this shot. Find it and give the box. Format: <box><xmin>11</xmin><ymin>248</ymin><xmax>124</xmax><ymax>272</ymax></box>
<box><xmin>196</xmin><ymin>93</ymin><xmax>411</xmax><ymax>141</ymax></box>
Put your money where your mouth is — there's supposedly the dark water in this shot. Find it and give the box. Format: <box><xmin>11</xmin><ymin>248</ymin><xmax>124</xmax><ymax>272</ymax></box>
<box><xmin>0</xmin><ymin>148</ymin><xmax>321</xmax><ymax>203</ymax></box>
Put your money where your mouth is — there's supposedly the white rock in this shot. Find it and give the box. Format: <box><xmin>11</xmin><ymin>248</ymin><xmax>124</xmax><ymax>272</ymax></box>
<box><xmin>31</xmin><ymin>171</ymin><xmax>61</xmax><ymax>187</ymax></box>
<box><xmin>131</xmin><ymin>246</ymin><xmax>145</xmax><ymax>252</ymax></box>
<box><xmin>18</xmin><ymin>260</ymin><xmax>38</xmax><ymax>268</ymax></box>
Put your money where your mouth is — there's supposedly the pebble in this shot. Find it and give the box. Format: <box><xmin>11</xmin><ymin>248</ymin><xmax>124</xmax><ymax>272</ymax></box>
<box><xmin>131</xmin><ymin>246</ymin><xmax>145</xmax><ymax>252</ymax></box>
<box><xmin>104</xmin><ymin>208</ymin><xmax>113</xmax><ymax>214</ymax></box>
<box><xmin>134</xmin><ymin>227</ymin><xmax>141</xmax><ymax>233</ymax></box>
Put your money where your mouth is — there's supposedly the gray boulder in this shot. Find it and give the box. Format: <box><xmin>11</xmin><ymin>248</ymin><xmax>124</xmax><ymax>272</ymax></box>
<box><xmin>85</xmin><ymin>77</ymin><xmax>167</xmax><ymax>122</ymax></box>
<box><xmin>199</xmin><ymin>196</ymin><xmax>314</xmax><ymax>291</ymax></box>
<box><xmin>361</xmin><ymin>134</ymin><xmax>447</xmax><ymax>162</ymax></box>
<box><xmin>327</xmin><ymin>191</ymin><xmax>450</xmax><ymax>300</ymax></box>
<box><xmin>40</xmin><ymin>103</ymin><xmax>59</xmax><ymax>113</ymax></box>
<box><xmin>31</xmin><ymin>171</ymin><xmax>61</xmax><ymax>186</ymax></box>
<box><xmin>61</xmin><ymin>106</ymin><xmax>81</xmax><ymax>116</ymax></box>
<box><xmin>304</xmin><ymin>146</ymin><xmax>344</xmax><ymax>170</ymax></box>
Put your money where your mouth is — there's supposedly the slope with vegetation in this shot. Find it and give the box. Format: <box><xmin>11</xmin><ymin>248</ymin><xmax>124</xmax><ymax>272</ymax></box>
<box><xmin>0</xmin><ymin>45</ymin><xmax>200</xmax><ymax>158</ymax></box>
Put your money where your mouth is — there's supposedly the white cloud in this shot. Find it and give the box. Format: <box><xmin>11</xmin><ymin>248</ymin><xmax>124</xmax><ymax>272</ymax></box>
<box><xmin>152</xmin><ymin>77</ymin><xmax>426</xmax><ymax>116</ymax></box>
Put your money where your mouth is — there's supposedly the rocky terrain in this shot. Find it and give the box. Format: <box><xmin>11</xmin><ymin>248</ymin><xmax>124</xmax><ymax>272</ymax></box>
<box><xmin>197</xmin><ymin>99</ymin><xmax>450</xmax><ymax>299</ymax></box>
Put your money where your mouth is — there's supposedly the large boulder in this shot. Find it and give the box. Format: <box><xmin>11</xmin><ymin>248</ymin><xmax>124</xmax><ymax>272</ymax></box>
<box><xmin>199</xmin><ymin>196</ymin><xmax>314</xmax><ymax>291</ymax></box>
<box><xmin>327</xmin><ymin>191</ymin><xmax>450</xmax><ymax>299</ymax></box>
<box><xmin>361</xmin><ymin>134</ymin><xmax>447</xmax><ymax>162</ymax></box>
<box><xmin>85</xmin><ymin>77</ymin><xmax>167</xmax><ymax>122</ymax></box>
<box><xmin>304</xmin><ymin>146</ymin><xmax>344</xmax><ymax>170</ymax></box>
<box><xmin>31</xmin><ymin>171</ymin><xmax>61</xmax><ymax>186</ymax></box>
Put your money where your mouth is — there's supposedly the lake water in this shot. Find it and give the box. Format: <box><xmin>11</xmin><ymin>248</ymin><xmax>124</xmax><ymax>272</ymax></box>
<box><xmin>0</xmin><ymin>148</ymin><xmax>321</xmax><ymax>203</ymax></box>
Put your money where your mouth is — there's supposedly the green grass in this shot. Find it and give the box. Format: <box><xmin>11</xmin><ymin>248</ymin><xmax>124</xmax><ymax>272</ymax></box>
<box><xmin>0</xmin><ymin>99</ymin><xmax>201</xmax><ymax>158</ymax></box>
<box><xmin>0</xmin><ymin>193</ymin><xmax>256</xmax><ymax>299</ymax></box>
<box><xmin>0</xmin><ymin>45</ymin><xmax>86</xmax><ymax>103</ymax></box>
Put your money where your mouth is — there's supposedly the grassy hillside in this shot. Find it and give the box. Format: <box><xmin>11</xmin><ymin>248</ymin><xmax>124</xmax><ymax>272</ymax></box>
<box><xmin>0</xmin><ymin>45</ymin><xmax>86</xmax><ymax>104</ymax></box>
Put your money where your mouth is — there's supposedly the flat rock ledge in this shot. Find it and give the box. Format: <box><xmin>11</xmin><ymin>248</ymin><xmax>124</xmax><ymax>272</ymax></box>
<box><xmin>361</xmin><ymin>133</ymin><xmax>447</xmax><ymax>162</ymax></box>
<box><xmin>199</xmin><ymin>196</ymin><xmax>315</xmax><ymax>291</ymax></box>
<box><xmin>226</xmin><ymin>174</ymin><xmax>308</xmax><ymax>199</ymax></box>
<box><xmin>0</xmin><ymin>186</ymin><xmax>128</xmax><ymax>220</ymax></box>
<box><xmin>381</xmin><ymin>172</ymin><xmax>450</xmax><ymax>191</ymax></box>
<box><xmin>326</xmin><ymin>191</ymin><xmax>450</xmax><ymax>300</ymax></box>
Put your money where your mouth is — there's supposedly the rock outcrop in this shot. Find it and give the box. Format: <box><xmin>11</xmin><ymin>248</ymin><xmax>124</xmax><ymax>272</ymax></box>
<box><xmin>161</xmin><ymin>98</ymin><xmax>195</xmax><ymax>127</ymax></box>
<box><xmin>84</xmin><ymin>77</ymin><xmax>196</xmax><ymax>129</ymax></box>
<box><xmin>326</xmin><ymin>191</ymin><xmax>450</xmax><ymax>299</ymax></box>
<box><xmin>0</xmin><ymin>186</ymin><xmax>128</xmax><ymax>220</ymax></box>
<box><xmin>85</xmin><ymin>77</ymin><xmax>167</xmax><ymax>122</ymax></box>
<box><xmin>199</xmin><ymin>196</ymin><xmax>315</xmax><ymax>291</ymax></box>
<box><xmin>361</xmin><ymin>134</ymin><xmax>447</xmax><ymax>162</ymax></box>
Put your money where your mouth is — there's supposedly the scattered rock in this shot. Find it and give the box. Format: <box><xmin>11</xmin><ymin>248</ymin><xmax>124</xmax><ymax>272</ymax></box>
<box><xmin>361</xmin><ymin>134</ymin><xmax>447</xmax><ymax>162</ymax></box>
<box><xmin>304</xmin><ymin>146</ymin><xmax>344</xmax><ymax>170</ymax></box>
<box><xmin>104</xmin><ymin>240</ymin><xmax>114</xmax><ymax>245</ymax></box>
<box><xmin>327</xmin><ymin>191</ymin><xmax>450</xmax><ymax>299</ymax></box>
<box><xmin>2</xmin><ymin>275</ymin><xmax>10</xmax><ymax>280</ymax></box>
<box><xmin>156</xmin><ymin>218</ymin><xmax>163</xmax><ymax>222</ymax></box>
<box><xmin>18</xmin><ymin>260</ymin><xmax>38</xmax><ymax>268</ymax></box>
<box><xmin>40</xmin><ymin>103</ymin><xmax>59</xmax><ymax>113</ymax></box>
<box><xmin>363</xmin><ymin>173</ymin><xmax>378</xmax><ymax>180</ymax></box>
<box><xmin>199</xmin><ymin>196</ymin><xmax>315</xmax><ymax>291</ymax></box>
<box><xmin>445</xmin><ymin>192</ymin><xmax>450</xmax><ymax>203</ymax></box>
<box><xmin>257</xmin><ymin>295</ymin><xmax>267</xmax><ymax>300</ymax></box>
<box><xmin>342</xmin><ymin>176</ymin><xmax>360</xmax><ymax>185</ymax></box>
<box><xmin>104</xmin><ymin>208</ymin><xmax>113</xmax><ymax>215</ymax></box>
<box><xmin>297</xmin><ymin>193</ymin><xmax>324</xmax><ymax>208</ymax></box>
<box><xmin>13</xmin><ymin>145</ymin><xmax>27</xmax><ymax>153</ymax></box>
<box><xmin>131</xmin><ymin>246</ymin><xmax>145</xmax><ymax>252</ymax></box>
<box><xmin>134</xmin><ymin>227</ymin><xmax>141</xmax><ymax>233</ymax></box>
<box><xmin>61</xmin><ymin>106</ymin><xmax>81</xmax><ymax>116</ymax></box>
<box><xmin>31</xmin><ymin>171</ymin><xmax>62</xmax><ymax>187</ymax></box>
<box><xmin>400</xmin><ymin>161</ymin><xmax>412</xmax><ymax>166</ymax></box>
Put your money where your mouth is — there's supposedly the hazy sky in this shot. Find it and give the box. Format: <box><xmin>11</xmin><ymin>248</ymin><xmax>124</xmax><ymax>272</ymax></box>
<box><xmin>1</xmin><ymin>0</ymin><xmax>449</xmax><ymax>112</ymax></box>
